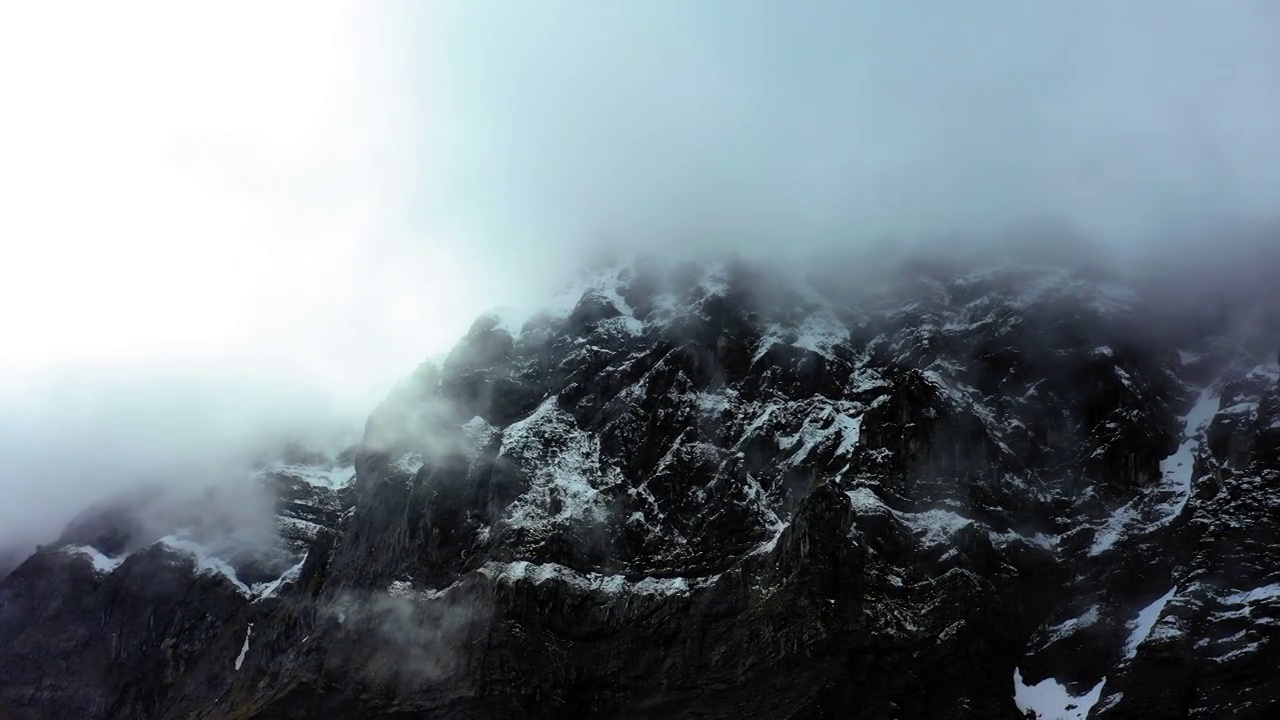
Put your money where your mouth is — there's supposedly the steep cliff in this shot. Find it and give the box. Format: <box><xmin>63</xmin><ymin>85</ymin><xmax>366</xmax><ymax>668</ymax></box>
<box><xmin>2</xmin><ymin>255</ymin><xmax>1278</xmax><ymax>719</ymax></box>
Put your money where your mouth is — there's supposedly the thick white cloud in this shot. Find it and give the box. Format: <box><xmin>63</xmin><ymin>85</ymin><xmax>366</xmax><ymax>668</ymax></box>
<box><xmin>412</xmin><ymin>1</ymin><xmax>1280</xmax><ymax>256</ymax></box>
<box><xmin>0</xmin><ymin>2</ymin><xmax>462</xmax><ymax>549</ymax></box>
<box><xmin>1</xmin><ymin>1</ymin><xmax>1278</xmax><ymax>551</ymax></box>
<box><xmin>0</xmin><ymin>2</ymin><xmax>499</xmax><ymax>382</ymax></box>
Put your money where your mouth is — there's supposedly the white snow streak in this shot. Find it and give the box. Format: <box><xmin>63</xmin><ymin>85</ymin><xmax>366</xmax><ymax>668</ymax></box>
<box><xmin>542</xmin><ymin>266</ymin><xmax>644</xmax><ymax>334</ymax></box>
<box><xmin>1223</xmin><ymin>583</ymin><xmax>1280</xmax><ymax>610</ymax></box>
<box><xmin>844</xmin><ymin>487</ymin><xmax>1053</xmax><ymax>551</ymax></box>
<box><xmin>1160</xmin><ymin>390</ymin><xmax>1220</xmax><ymax>517</ymax></box>
<box><xmin>157</xmin><ymin>536</ymin><xmax>254</xmax><ymax>597</ymax></box>
<box><xmin>253</xmin><ymin>555</ymin><xmax>307</xmax><ymax>601</ymax></box>
<box><xmin>1091</xmin><ymin>389</ymin><xmax>1219</xmax><ymax>555</ymax></box>
<box><xmin>234</xmin><ymin>623</ymin><xmax>252</xmax><ymax>671</ymax></box>
<box><xmin>1125</xmin><ymin>587</ymin><xmax>1177</xmax><ymax>658</ymax></box>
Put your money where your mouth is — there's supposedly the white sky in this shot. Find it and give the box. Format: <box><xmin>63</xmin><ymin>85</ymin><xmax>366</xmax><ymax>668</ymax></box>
<box><xmin>1</xmin><ymin>1</ymin><xmax>1278</xmax><ymax>548</ymax></box>
<box><xmin>0</xmin><ymin>2</ymin><xmax>488</xmax><ymax>397</ymax></box>
<box><xmin>0</xmin><ymin>2</ymin><xmax>474</xmax><ymax>545</ymax></box>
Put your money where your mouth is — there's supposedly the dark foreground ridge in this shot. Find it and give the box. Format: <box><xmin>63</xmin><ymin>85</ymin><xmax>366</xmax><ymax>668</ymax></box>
<box><xmin>3</xmin><ymin>254</ymin><xmax>1280</xmax><ymax>719</ymax></box>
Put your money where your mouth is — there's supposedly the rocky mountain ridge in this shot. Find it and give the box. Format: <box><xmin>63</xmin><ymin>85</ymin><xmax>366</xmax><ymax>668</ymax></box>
<box><xmin>2</xmin><ymin>254</ymin><xmax>1278</xmax><ymax>719</ymax></box>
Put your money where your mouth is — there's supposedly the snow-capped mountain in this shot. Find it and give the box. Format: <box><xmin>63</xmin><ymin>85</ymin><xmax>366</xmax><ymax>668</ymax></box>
<box><xmin>2</xmin><ymin>253</ymin><xmax>1278</xmax><ymax>719</ymax></box>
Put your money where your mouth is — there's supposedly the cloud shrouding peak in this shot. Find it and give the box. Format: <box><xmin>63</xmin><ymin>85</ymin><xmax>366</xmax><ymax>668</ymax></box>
<box><xmin>2</xmin><ymin>1</ymin><xmax>1279</xmax><ymax>552</ymax></box>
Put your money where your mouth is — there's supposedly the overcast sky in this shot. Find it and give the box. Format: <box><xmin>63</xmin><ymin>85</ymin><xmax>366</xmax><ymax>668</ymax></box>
<box><xmin>1</xmin><ymin>1</ymin><xmax>1278</xmax><ymax>549</ymax></box>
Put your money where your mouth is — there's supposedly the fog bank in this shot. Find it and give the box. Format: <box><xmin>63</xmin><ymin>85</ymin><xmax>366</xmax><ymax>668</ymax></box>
<box><xmin>2</xmin><ymin>1</ymin><xmax>1279</xmax><ymax>553</ymax></box>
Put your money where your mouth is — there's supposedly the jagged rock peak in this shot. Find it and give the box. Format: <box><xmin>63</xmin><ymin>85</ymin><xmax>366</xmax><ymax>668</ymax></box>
<box><xmin>4</xmin><ymin>251</ymin><xmax>1280</xmax><ymax>719</ymax></box>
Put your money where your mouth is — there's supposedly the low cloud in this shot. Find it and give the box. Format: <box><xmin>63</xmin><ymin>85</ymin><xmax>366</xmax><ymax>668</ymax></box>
<box><xmin>2</xmin><ymin>2</ymin><xmax>1279</xmax><ymax>556</ymax></box>
<box><xmin>0</xmin><ymin>363</ymin><xmax>361</xmax><ymax>554</ymax></box>
<box><xmin>323</xmin><ymin>587</ymin><xmax>485</xmax><ymax>685</ymax></box>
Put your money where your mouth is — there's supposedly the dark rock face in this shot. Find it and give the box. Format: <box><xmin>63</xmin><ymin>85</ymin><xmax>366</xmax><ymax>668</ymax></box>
<box><xmin>2</xmin><ymin>257</ymin><xmax>1279</xmax><ymax>719</ymax></box>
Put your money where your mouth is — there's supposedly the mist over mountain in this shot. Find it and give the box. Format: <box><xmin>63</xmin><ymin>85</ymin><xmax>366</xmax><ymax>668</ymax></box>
<box><xmin>4</xmin><ymin>1</ymin><xmax>1280</xmax><ymax>718</ymax></box>
<box><xmin>3</xmin><ymin>240</ymin><xmax>1280</xmax><ymax>718</ymax></box>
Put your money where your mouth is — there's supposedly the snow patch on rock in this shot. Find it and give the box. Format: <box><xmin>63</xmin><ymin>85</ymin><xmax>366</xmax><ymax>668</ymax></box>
<box><xmin>744</xmin><ymin>472</ymin><xmax>787</xmax><ymax>554</ymax></box>
<box><xmin>65</xmin><ymin>545</ymin><xmax>125</xmax><ymax>574</ymax></box>
<box><xmin>499</xmin><ymin>397</ymin><xmax>622</xmax><ymax>531</ymax></box>
<box><xmin>792</xmin><ymin>309</ymin><xmax>849</xmax><ymax>359</ymax></box>
<box><xmin>896</xmin><ymin>508</ymin><xmax>973</xmax><ymax>546</ymax></box>
<box><xmin>271</xmin><ymin>462</ymin><xmax>356</xmax><ymax>491</ymax></box>
<box><xmin>277</xmin><ymin>515</ymin><xmax>324</xmax><ymax>538</ymax></box>
<box><xmin>1043</xmin><ymin>606</ymin><xmax>1101</xmax><ymax>645</ymax></box>
<box><xmin>461</xmin><ymin>415</ymin><xmax>499</xmax><ymax>461</ymax></box>
<box><xmin>1223</xmin><ymin>583</ymin><xmax>1280</xmax><ymax>612</ymax></box>
<box><xmin>1125</xmin><ymin>587</ymin><xmax>1178</xmax><ymax>658</ymax></box>
<box><xmin>1013</xmin><ymin>668</ymin><xmax>1106</xmax><ymax>719</ymax></box>
<box><xmin>845</xmin><ymin>487</ymin><xmax>887</xmax><ymax>515</ymax></box>
<box><xmin>156</xmin><ymin>536</ymin><xmax>307</xmax><ymax>601</ymax></box>
<box><xmin>478</xmin><ymin>306</ymin><xmax>528</xmax><ymax>339</ymax></box>
<box><xmin>388</xmin><ymin>578</ymin><xmax>464</xmax><ymax>601</ymax></box>
<box><xmin>480</xmin><ymin>560</ymin><xmax>714</xmax><ymax>597</ymax></box>
<box><xmin>1246</xmin><ymin>362</ymin><xmax>1280</xmax><ymax>383</ymax></box>
<box><xmin>392</xmin><ymin>452</ymin><xmax>424</xmax><ymax>475</ymax></box>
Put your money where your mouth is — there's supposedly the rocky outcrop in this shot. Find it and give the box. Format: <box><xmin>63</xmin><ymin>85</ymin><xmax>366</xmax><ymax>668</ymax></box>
<box><xmin>2</xmin><ymin>256</ymin><xmax>1278</xmax><ymax>719</ymax></box>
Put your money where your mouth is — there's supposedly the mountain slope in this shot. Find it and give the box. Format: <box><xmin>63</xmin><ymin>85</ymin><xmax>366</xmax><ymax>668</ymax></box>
<box><xmin>2</xmin><ymin>255</ymin><xmax>1278</xmax><ymax>719</ymax></box>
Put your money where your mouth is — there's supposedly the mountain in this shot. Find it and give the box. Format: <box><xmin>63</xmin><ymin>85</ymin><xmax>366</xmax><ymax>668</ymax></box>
<box><xmin>2</xmin><ymin>253</ymin><xmax>1278</xmax><ymax>719</ymax></box>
